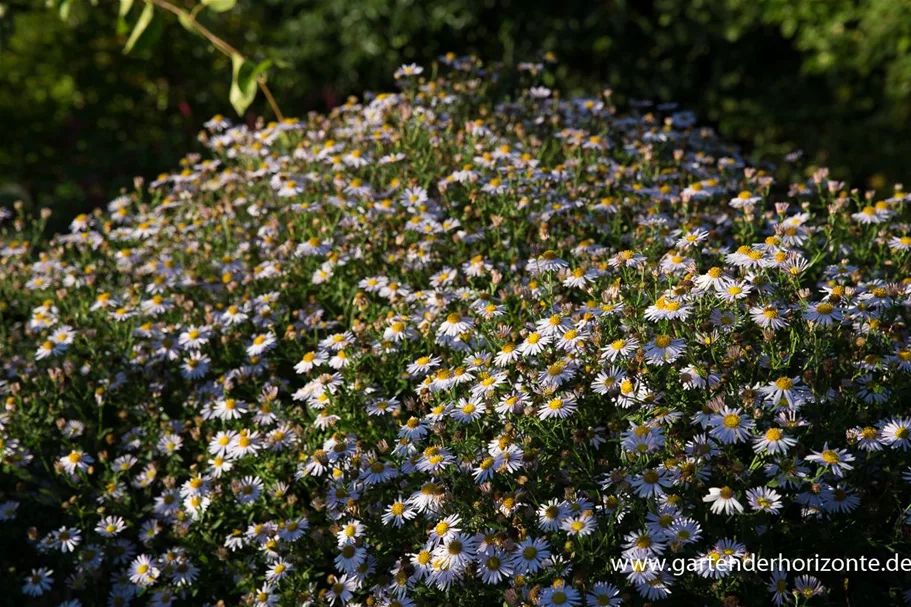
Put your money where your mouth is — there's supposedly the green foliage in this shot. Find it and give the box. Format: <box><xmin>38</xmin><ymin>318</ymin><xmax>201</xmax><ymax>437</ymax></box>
<box><xmin>229</xmin><ymin>55</ymin><xmax>271</xmax><ymax>117</ymax></box>
<box><xmin>2</xmin><ymin>0</ymin><xmax>911</xmax><ymax>228</ymax></box>
<box><xmin>122</xmin><ymin>2</ymin><xmax>156</xmax><ymax>54</ymax></box>
<box><xmin>202</xmin><ymin>0</ymin><xmax>235</xmax><ymax>12</ymax></box>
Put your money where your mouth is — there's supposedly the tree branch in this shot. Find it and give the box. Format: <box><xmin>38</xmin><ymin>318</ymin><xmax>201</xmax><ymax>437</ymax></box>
<box><xmin>142</xmin><ymin>0</ymin><xmax>284</xmax><ymax>120</ymax></box>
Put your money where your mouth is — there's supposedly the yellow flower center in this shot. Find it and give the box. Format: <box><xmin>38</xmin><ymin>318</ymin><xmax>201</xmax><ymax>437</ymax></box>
<box><xmin>821</xmin><ymin>450</ymin><xmax>840</xmax><ymax>464</ymax></box>
<box><xmin>775</xmin><ymin>377</ymin><xmax>793</xmax><ymax>390</ymax></box>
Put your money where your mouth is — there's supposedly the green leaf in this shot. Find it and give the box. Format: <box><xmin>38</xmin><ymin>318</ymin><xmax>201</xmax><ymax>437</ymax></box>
<box><xmin>55</xmin><ymin>0</ymin><xmax>71</xmax><ymax>20</ymax></box>
<box><xmin>202</xmin><ymin>0</ymin><xmax>236</xmax><ymax>12</ymax></box>
<box><xmin>117</xmin><ymin>0</ymin><xmax>133</xmax><ymax>34</ymax></box>
<box><xmin>229</xmin><ymin>54</ymin><xmax>271</xmax><ymax>116</ymax></box>
<box><xmin>177</xmin><ymin>12</ymin><xmax>198</xmax><ymax>34</ymax></box>
<box><xmin>123</xmin><ymin>2</ymin><xmax>156</xmax><ymax>54</ymax></box>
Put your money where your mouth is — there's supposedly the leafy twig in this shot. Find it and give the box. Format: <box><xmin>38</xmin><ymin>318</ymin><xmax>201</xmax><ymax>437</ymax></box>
<box><xmin>124</xmin><ymin>0</ymin><xmax>283</xmax><ymax>119</ymax></box>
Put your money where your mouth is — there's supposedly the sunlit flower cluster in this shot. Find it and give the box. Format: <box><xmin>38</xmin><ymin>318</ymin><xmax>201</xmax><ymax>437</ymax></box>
<box><xmin>2</xmin><ymin>56</ymin><xmax>911</xmax><ymax>606</ymax></box>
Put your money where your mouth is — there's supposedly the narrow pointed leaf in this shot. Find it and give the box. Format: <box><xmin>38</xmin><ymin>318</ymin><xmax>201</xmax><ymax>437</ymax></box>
<box><xmin>123</xmin><ymin>2</ymin><xmax>155</xmax><ymax>54</ymax></box>
<box><xmin>202</xmin><ymin>0</ymin><xmax>236</xmax><ymax>12</ymax></box>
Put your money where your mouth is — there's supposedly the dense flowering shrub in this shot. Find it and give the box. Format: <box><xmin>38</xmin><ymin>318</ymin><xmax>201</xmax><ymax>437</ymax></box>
<box><xmin>3</xmin><ymin>58</ymin><xmax>911</xmax><ymax>607</ymax></box>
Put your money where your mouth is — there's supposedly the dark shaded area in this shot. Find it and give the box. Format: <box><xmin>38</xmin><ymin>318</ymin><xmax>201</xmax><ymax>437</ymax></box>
<box><xmin>2</xmin><ymin>0</ymin><xmax>911</xmax><ymax>230</ymax></box>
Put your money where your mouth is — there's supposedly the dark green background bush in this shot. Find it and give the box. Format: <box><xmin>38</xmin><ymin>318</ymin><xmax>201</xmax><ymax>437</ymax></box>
<box><xmin>2</xmin><ymin>0</ymin><xmax>911</xmax><ymax>227</ymax></box>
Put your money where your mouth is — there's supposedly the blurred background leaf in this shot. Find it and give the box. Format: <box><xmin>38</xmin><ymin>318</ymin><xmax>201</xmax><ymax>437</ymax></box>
<box><xmin>3</xmin><ymin>0</ymin><xmax>911</xmax><ymax>231</ymax></box>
